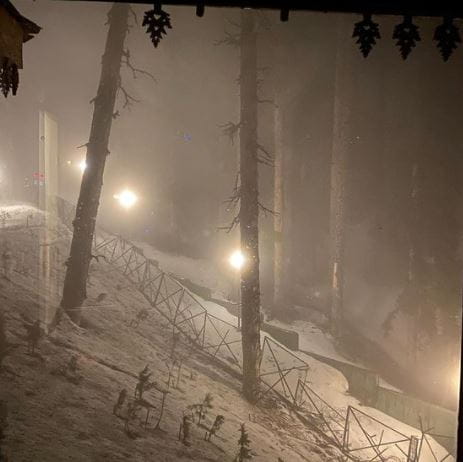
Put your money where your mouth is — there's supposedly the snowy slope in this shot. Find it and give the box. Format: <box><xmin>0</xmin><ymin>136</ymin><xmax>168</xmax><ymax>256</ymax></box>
<box><xmin>0</xmin><ymin>205</ymin><xmax>453</xmax><ymax>462</ymax></box>
<box><xmin>133</xmin><ymin>241</ymin><xmax>233</xmax><ymax>300</ymax></box>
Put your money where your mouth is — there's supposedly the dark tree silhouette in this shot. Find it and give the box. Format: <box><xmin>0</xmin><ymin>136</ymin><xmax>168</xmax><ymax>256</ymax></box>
<box><xmin>239</xmin><ymin>9</ymin><xmax>262</xmax><ymax>402</ymax></box>
<box><xmin>60</xmin><ymin>3</ymin><xmax>130</xmax><ymax>322</ymax></box>
<box><xmin>218</xmin><ymin>10</ymin><xmax>264</xmax><ymax>402</ymax></box>
<box><xmin>329</xmin><ymin>17</ymin><xmax>355</xmax><ymax>337</ymax></box>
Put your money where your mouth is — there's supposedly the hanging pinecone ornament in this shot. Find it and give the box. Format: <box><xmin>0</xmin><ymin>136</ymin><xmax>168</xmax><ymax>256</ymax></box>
<box><xmin>143</xmin><ymin>3</ymin><xmax>172</xmax><ymax>48</ymax></box>
<box><xmin>433</xmin><ymin>17</ymin><xmax>461</xmax><ymax>61</ymax></box>
<box><xmin>353</xmin><ymin>13</ymin><xmax>381</xmax><ymax>57</ymax></box>
<box><xmin>393</xmin><ymin>16</ymin><xmax>421</xmax><ymax>60</ymax></box>
<box><xmin>0</xmin><ymin>58</ymin><xmax>19</xmax><ymax>98</ymax></box>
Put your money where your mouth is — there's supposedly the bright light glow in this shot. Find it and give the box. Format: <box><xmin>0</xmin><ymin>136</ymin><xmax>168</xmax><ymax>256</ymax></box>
<box><xmin>79</xmin><ymin>160</ymin><xmax>87</xmax><ymax>173</ymax></box>
<box><xmin>452</xmin><ymin>368</ymin><xmax>461</xmax><ymax>394</ymax></box>
<box><xmin>114</xmin><ymin>189</ymin><xmax>138</xmax><ymax>209</ymax></box>
<box><xmin>229</xmin><ymin>250</ymin><xmax>245</xmax><ymax>270</ymax></box>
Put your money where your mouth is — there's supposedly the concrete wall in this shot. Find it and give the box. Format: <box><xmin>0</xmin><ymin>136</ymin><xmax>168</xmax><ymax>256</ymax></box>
<box><xmin>304</xmin><ymin>351</ymin><xmax>457</xmax><ymax>454</ymax></box>
<box><xmin>376</xmin><ymin>387</ymin><xmax>457</xmax><ymax>454</ymax></box>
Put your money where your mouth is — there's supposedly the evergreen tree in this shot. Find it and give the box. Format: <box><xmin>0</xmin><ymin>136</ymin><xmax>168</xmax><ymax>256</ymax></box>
<box><xmin>60</xmin><ymin>3</ymin><xmax>130</xmax><ymax>322</ymax></box>
<box><xmin>234</xmin><ymin>423</ymin><xmax>253</xmax><ymax>461</ymax></box>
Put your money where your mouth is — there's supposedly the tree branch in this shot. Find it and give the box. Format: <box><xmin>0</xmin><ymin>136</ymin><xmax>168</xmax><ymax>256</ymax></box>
<box><xmin>219</xmin><ymin>121</ymin><xmax>242</xmax><ymax>145</ymax></box>
<box><xmin>258</xmin><ymin>201</ymin><xmax>278</xmax><ymax>218</ymax></box>
<box><xmin>257</xmin><ymin>155</ymin><xmax>274</xmax><ymax>167</ymax></box>
<box><xmin>214</xmin><ymin>30</ymin><xmax>240</xmax><ymax>47</ymax></box>
<box><xmin>218</xmin><ymin>213</ymin><xmax>240</xmax><ymax>233</ymax></box>
<box><xmin>225</xmin><ymin>17</ymin><xmax>241</xmax><ymax>29</ymax></box>
<box><xmin>257</xmin><ymin>143</ymin><xmax>273</xmax><ymax>160</ymax></box>
<box><xmin>118</xmin><ymin>84</ymin><xmax>140</xmax><ymax>110</ymax></box>
<box><xmin>219</xmin><ymin>171</ymin><xmax>241</xmax><ymax>232</ymax></box>
<box><xmin>129</xmin><ymin>5</ymin><xmax>138</xmax><ymax>26</ymax></box>
<box><xmin>222</xmin><ymin>188</ymin><xmax>241</xmax><ymax>212</ymax></box>
<box><xmin>122</xmin><ymin>49</ymin><xmax>157</xmax><ymax>83</ymax></box>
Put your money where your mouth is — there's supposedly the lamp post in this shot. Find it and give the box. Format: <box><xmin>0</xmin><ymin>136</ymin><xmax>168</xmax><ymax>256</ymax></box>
<box><xmin>229</xmin><ymin>249</ymin><xmax>245</xmax><ymax>329</ymax></box>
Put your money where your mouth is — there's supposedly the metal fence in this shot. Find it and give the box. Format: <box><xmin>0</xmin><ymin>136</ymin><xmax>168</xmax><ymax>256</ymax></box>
<box><xmin>55</xmin><ymin>197</ymin><xmax>309</xmax><ymax>406</ymax></box>
<box><xmin>293</xmin><ymin>380</ymin><xmax>454</xmax><ymax>462</ymax></box>
<box><xmin>54</xmin><ymin>197</ymin><xmax>454</xmax><ymax>462</ymax></box>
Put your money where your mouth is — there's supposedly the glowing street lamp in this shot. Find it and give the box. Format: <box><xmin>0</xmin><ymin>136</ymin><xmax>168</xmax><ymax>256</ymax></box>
<box><xmin>114</xmin><ymin>189</ymin><xmax>138</xmax><ymax>209</ymax></box>
<box><xmin>79</xmin><ymin>160</ymin><xmax>87</xmax><ymax>173</ymax></box>
<box><xmin>229</xmin><ymin>249</ymin><xmax>245</xmax><ymax>270</ymax></box>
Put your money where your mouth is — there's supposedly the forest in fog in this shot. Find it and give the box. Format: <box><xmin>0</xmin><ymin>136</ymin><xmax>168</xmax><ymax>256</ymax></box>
<box><xmin>0</xmin><ymin>3</ymin><xmax>462</xmax><ymax>459</ymax></box>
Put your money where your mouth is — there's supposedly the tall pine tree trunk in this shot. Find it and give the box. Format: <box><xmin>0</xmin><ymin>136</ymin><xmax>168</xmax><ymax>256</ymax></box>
<box><xmin>329</xmin><ymin>18</ymin><xmax>352</xmax><ymax>337</ymax></box>
<box><xmin>273</xmin><ymin>102</ymin><xmax>284</xmax><ymax>310</ymax></box>
<box><xmin>239</xmin><ymin>9</ymin><xmax>261</xmax><ymax>402</ymax></box>
<box><xmin>61</xmin><ymin>3</ymin><xmax>129</xmax><ymax>322</ymax></box>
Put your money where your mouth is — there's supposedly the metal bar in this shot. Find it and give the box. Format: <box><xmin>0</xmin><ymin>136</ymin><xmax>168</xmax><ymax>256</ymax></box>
<box><xmin>201</xmin><ymin>312</ymin><xmax>207</xmax><ymax>348</ymax></box>
<box><xmin>203</xmin><ymin>339</ymin><xmax>241</xmax><ymax>349</ymax></box>
<box><xmin>299</xmin><ymin>381</ymin><xmax>345</xmax><ymax>421</ymax></box>
<box><xmin>175</xmin><ymin>311</ymin><xmax>205</xmax><ymax>342</ymax></box>
<box><xmin>350</xmin><ymin>410</ymin><xmax>387</xmax><ymax>462</ymax></box>
<box><xmin>211</xmin><ymin>329</ymin><xmax>230</xmax><ymax>359</ymax></box>
<box><xmin>206</xmin><ymin>315</ymin><xmax>241</xmax><ymax>366</ymax></box>
<box><xmin>342</xmin><ymin>406</ymin><xmax>351</xmax><ymax>451</ymax></box>
<box><xmin>265</xmin><ymin>336</ymin><xmax>309</xmax><ymax>367</ymax></box>
<box><xmin>366</xmin><ymin>447</ymin><xmax>390</xmax><ymax>462</ymax></box>
<box><xmin>396</xmin><ymin>442</ymin><xmax>409</xmax><ymax>457</ymax></box>
<box><xmin>151</xmin><ymin>272</ymin><xmax>165</xmax><ymax>307</ymax></box>
<box><xmin>51</xmin><ymin>0</ymin><xmax>463</xmax><ymax>19</ymax></box>
<box><xmin>125</xmin><ymin>259</ymin><xmax>146</xmax><ymax>281</ymax></box>
<box><xmin>259</xmin><ymin>369</ymin><xmax>293</xmax><ymax>399</ymax></box>
<box><xmin>348</xmin><ymin>437</ymin><xmax>411</xmax><ymax>452</ymax></box>
<box><xmin>423</xmin><ymin>434</ymin><xmax>440</xmax><ymax>462</ymax></box>
<box><xmin>259</xmin><ymin>365</ymin><xmax>309</xmax><ymax>378</ymax></box>
<box><xmin>299</xmin><ymin>381</ymin><xmax>343</xmax><ymax>446</ymax></box>
<box><xmin>265</xmin><ymin>339</ymin><xmax>295</xmax><ymax>401</ymax></box>
<box><xmin>123</xmin><ymin>249</ymin><xmax>135</xmax><ymax>275</ymax></box>
<box><xmin>206</xmin><ymin>311</ymin><xmax>240</xmax><ymax>330</ymax></box>
<box><xmin>350</xmin><ymin>406</ymin><xmax>410</xmax><ymax>439</ymax></box>
<box><xmin>154</xmin><ymin>288</ymin><xmax>184</xmax><ymax>312</ymax></box>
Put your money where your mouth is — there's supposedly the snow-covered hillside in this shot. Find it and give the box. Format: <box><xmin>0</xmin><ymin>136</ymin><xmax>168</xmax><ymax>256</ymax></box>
<box><xmin>0</xmin><ymin>205</ymin><xmax>453</xmax><ymax>461</ymax></box>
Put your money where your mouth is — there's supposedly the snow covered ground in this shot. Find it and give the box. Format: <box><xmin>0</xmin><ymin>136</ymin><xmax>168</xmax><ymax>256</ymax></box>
<box><xmin>0</xmin><ymin>205</ymin><xmax>454</xmax><ymax>461</ymax></box>
<box><xmin>133</xmin><ymin>241</ymin><xmax>233</xmax><ymax>300</ymax></box>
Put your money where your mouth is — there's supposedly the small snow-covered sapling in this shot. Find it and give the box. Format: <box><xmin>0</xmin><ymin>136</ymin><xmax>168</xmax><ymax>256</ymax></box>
<box><xmin>130</xmin><ymin>308</ymin><xmax>149</xmax><ymax>328</ymax></box>
<box><xmin>1</xmin><ymin>247</ymin><xmax>14</xmax><ymax>280</ymax></box>
<box><xmin>124</xmin><ymin>400</ymin><xmax>140</xmax><ymax>438</ymax></box>
<box><xmin>134</xmin><ymin>365</ymin><xmax>152</xmax><ymax>399</ymax></box>
<box><xmin>24</xmin><ymin>320</ymin><xmax>41</xmax><ymax>355</ymax></box>
<box><xmin>205</xmin><ymin>414</ymin><xmax>225</xmax><ymax>441</ymax></box>
<box><xmin>190</xmin><ymin>393</ymin><xmax>213</xmax><ymax>426</ymax></box>
<box><xmin>234</xmin><ymin>423</ymin><xmax>253</xmax><ymax>461</ymax></box>
<box><xmin>178</xmin><ymin>413</ymin><xmax>192</xmax><ymax>446</ymax></box>
<box><xmin>113</xmin><ymin>389</ymin><xmax>128</xmax><ymax>416</ymax></box>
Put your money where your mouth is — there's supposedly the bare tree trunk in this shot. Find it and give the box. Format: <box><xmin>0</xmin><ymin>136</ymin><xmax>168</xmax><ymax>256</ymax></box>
<box><xmin>61</xmin><ymin>3</ymin><xmax>129</xmax><ymax>322</ymax></box>
<box><xmin>273</xmin><ymin>102</ymin><xmax>284</xmax><ymax>309</ymax></box>
<box><xmin>329</xmin><ymin>18</ymin><xmax>352</xmax><ymax>337</ymax></box>
<box><xmin>239</xmin><ymin>9</ymin><xmax>261</xmax><ymax>402</ymax></box>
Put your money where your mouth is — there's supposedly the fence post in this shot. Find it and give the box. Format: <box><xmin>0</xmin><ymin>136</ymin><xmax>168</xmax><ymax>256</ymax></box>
<box><xmin>407</xmin><ymin>435</ymin><xmax>419</xmax><ymax>462</ymax></box>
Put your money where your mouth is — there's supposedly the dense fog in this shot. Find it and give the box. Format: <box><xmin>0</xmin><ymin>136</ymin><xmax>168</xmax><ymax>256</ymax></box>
<box><xmin>0</xmin><ymin>2</ymin><xmax>461</xmax><ymax>460</ymax></box>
